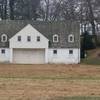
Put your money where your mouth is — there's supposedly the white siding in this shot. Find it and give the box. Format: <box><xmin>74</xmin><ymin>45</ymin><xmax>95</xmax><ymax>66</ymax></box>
<box><xmin>10</xmin><ymin>24</ymin><xmax>49</xmax><ymax>49</ymax></box>
<box><xmin>0</xmin><ymin>48</ymin><xmax>10</xmax><ymax>62</ymax></box>
<box><xmin>0</xmin><ymin>48</ymin><xmax>80</xmax><ymax>64</ymax></box>
<box><xmin>48</xmin><ymin>48</ymin><xmax>80</xmax><ymax>64</ymax></box>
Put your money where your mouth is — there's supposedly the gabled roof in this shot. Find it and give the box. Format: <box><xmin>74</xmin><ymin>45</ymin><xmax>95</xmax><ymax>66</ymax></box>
<box><xmin>0</xmin><ymin>20</ymin><xmax>80</xmax><ymax>48</ymax></box>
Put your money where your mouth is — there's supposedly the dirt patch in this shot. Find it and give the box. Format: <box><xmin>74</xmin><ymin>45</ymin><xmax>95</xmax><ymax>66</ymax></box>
<box><xmin>0</xmin><ymin>64</ymin><xmax>99</xmax><ymax>100</ymax></box>
<box><xmin>0</xmin><ymin>79</ymin><xmax>100</xmax><ymax>100</ymax></box>
<box><xmin>0</xmin><ymin>64</ymin><xmax>99</xmax><ymax>79</ymax></box>
<box><xmin>87</xmin><ymin>48</ymin><xmax>100</xmax><ymax>58</ymax></box>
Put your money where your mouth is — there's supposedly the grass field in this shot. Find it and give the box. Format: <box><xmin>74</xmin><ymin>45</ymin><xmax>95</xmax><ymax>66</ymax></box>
<box><xmin>0</xmin><ymin>64</ymin><xmax>100</xmax><ymax>100</ymax></box>
<box><xmin>81</xmin><ymin>48</ymin><xmax>100</xmax><ymax>65</ymax></box>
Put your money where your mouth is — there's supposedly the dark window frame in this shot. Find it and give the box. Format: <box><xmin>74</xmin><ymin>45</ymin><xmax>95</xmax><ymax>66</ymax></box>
<box><xmin>53</xmin><ymin>35</ymin><xmax>59</xmax><ymax>43</ymax></box>
<box><xmin>53</xmin><ymin>50</ymin><xmax>57</xmax><ymax>55</ymax></box>
<box><xmin>69</xmin><ymin>50</ymin><xmax>73</xmax><ymax>54</ymax></box>
<box><xmin>18</xmin><ymin>36</ymin><xmax>21</xmax><ymax>42</ymax></box>
<box><xmin>1</xmin><ymin>49</ymin><xmax>5</xmax><ymax>54</ymax></box>
<box><xmin>27</xmin><ymin>36</ymin><xmax>31</xmax><ymax>42</ymax></box>
<box><xmin>37</xmin><ymin>36</ymin><xmax>40</xmax><ymax>42</ymax></box>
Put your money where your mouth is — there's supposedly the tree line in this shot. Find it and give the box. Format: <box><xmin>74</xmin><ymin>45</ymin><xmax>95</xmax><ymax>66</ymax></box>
<box><xmin>0</xmin><ymin>0</ymin><xmax>100</xmax><ymax>36</ymax></box>
<box><xmin>0</xmin><ymin>0</ymin><xmax>99</xmax><ymax>21</ymax></box>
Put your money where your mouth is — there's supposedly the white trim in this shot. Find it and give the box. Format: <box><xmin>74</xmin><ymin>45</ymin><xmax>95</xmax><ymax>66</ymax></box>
<box><xmin>10</xmin><ymin>48</ymin><xmax>13</xmax><ymax>63</ymax></box>
<box><xmin>45</xmin><ymin>48</ymin><xmax>48</xmax><ymax>63</ymax></box>
<box><xmin>9</xmin><ymin>24</ymin><xmax>49</xmax><ymax>49</ymax></box>
<box><xmin>1</xmin><ymin>34</ymin><xmax>7</xmax><ymax>42</ymax></box>
<box><xmin>53</xmin><ymin>34</ymin><xmax>59</xmax><ymax>43</ymax></box>
<box><xmin>9</xmin><ymin>24</ymin><xmax>49</xmax><ymax>42</ymax></box>
<box><xmin>68</xmin><ymin>34</ymin><xmax>74</xmax><ymax>43</ymax></box>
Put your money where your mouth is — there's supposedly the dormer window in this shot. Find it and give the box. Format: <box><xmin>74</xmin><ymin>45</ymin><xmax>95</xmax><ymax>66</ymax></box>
<box><xmin>68</xmin><ymin>34</ymin><xmax>74</xmax><ymax>43</ymax></box>
<box><xmin>53</xmin><ymin>34</ymin><xmax>58</xmax><ymax>43</ymax></box>
<box><xmin>1</xmin><ymin>34</ymin><xmax>7</xmax><ymax>42</ymax></box>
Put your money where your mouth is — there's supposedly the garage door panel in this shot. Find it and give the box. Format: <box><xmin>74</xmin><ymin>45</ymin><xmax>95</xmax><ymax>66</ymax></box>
<box><xmin>13</xmin><ymin>49</ymin><xmax>45</xmax><ymax>64</ymax></box>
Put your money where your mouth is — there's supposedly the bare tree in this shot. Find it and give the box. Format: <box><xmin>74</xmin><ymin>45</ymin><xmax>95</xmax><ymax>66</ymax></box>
<box><xmin>0</xmin><ymin>0</ymin><xmax>7</xmax><ymax>19</ymax></box>
<box><xmin>86</xmin><ymin>0</ymin><xmax>95</xmax><ymax>35</ymax></box>
<box><xmin>39</xmin><ymin>0</ymin><xmax>50</xmax><ymax>21</ymax></box>
<box><xmin>9</xmin><ymin>0</ymin><xmax>15</xmax><ymax>20</ymax></box>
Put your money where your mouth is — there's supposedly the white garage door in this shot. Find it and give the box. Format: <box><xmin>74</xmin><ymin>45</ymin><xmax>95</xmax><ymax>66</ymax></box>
<box><xmin>13</xmin><ymin>49</ymin><xmax>45</xmax><ymax>64</ymax></box>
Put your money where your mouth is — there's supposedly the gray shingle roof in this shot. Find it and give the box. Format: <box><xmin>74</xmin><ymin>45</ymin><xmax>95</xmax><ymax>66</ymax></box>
<box><xmin>0</xmin><ymin>20</ymin><xmax>80</xmax><ymax>48</ymax></box>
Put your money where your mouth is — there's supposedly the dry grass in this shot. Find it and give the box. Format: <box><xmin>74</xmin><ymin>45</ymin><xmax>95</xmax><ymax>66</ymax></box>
<box><xmin>0</xmin><ymin>64</ymin><xmax>99</xmax><ymax>100</ymax></box>
<box><xmin>82</xmin><ymin>48</ymin><xmax>100</xmax><ymax>65</ymax></box>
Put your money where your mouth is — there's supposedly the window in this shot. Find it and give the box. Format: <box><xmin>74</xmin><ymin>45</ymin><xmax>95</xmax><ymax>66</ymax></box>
<box><xmin>53</xmin><ymin>34</ymin><xmax>58</xmax><ymax>43</ymax></box>
<box><xmin>37</xmin><ymin>36</ymin><xmax>40</xmax><ymax>42</ymax></box>
<box><xmin>1</xmin><ymin>34</ymin><xmax>7</xmax><ymax>42</ymax></box>
<box><xmin>70</xmin><ymin>36</ymin><xmax>73</xmax><ymax>41</ymax></box>
<box><xmin>27</xmin><ymin>36</ymin><xmax>31</xmax><ymax>42</ymax></box>
<box><xmin>1</xmin><ymin>49</ymin><xmax>5</xmax><ymax>54</ymax></box>
<box><xmin>68</xmin><ymin>34</ymin><xmax>74</xmax><ymax>43</ymax></box>
<box><xmin>69</xmin><ymin>50</ymin><xmax>73</xmax><ymax>54</ymax></box>
<box><xmin>53</xmin><ymin>50</ymin><xmax>57</xmax><ymax>55</ymax></box>
<box><xmin>18</xmin><ymin>36</ymin><xmax>21</xmax><ymax>41</ymax></box>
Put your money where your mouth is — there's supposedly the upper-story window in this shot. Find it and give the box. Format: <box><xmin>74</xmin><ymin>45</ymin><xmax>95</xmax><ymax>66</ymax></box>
<box><xmin>27</xmin><ymin>36</ymin><xmax>31</xmax><ymax>42</ymax></box>
<box><xmin>18</xmin><ymin>36</ymin><xmax>21</xmax><ymax>42</ymax></box>
<box><xmin>68</xmin><ymin>34</ymin><xmax>74</xmax><ymax>43</ymax></box>
<box><xmin>37</xmin><ymin>36</ymin><xmax>40</xmax><ymax>42</ymax></box>
<box><xmin>1</xmin><ymin>34</ymin><xmax>7</xmax><ymax>42</ymax></box>
<box><xmin>53</xmin><ymin>34</ymin><xmax>59</xmax><ymax>43</ymax></box>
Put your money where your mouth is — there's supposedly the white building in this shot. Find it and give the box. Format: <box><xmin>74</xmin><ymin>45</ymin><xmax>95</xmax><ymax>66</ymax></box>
<box><xmin>0</xmin><ymin>20</ymin><xmax>80</xmax><ymax>64</ymax></box>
